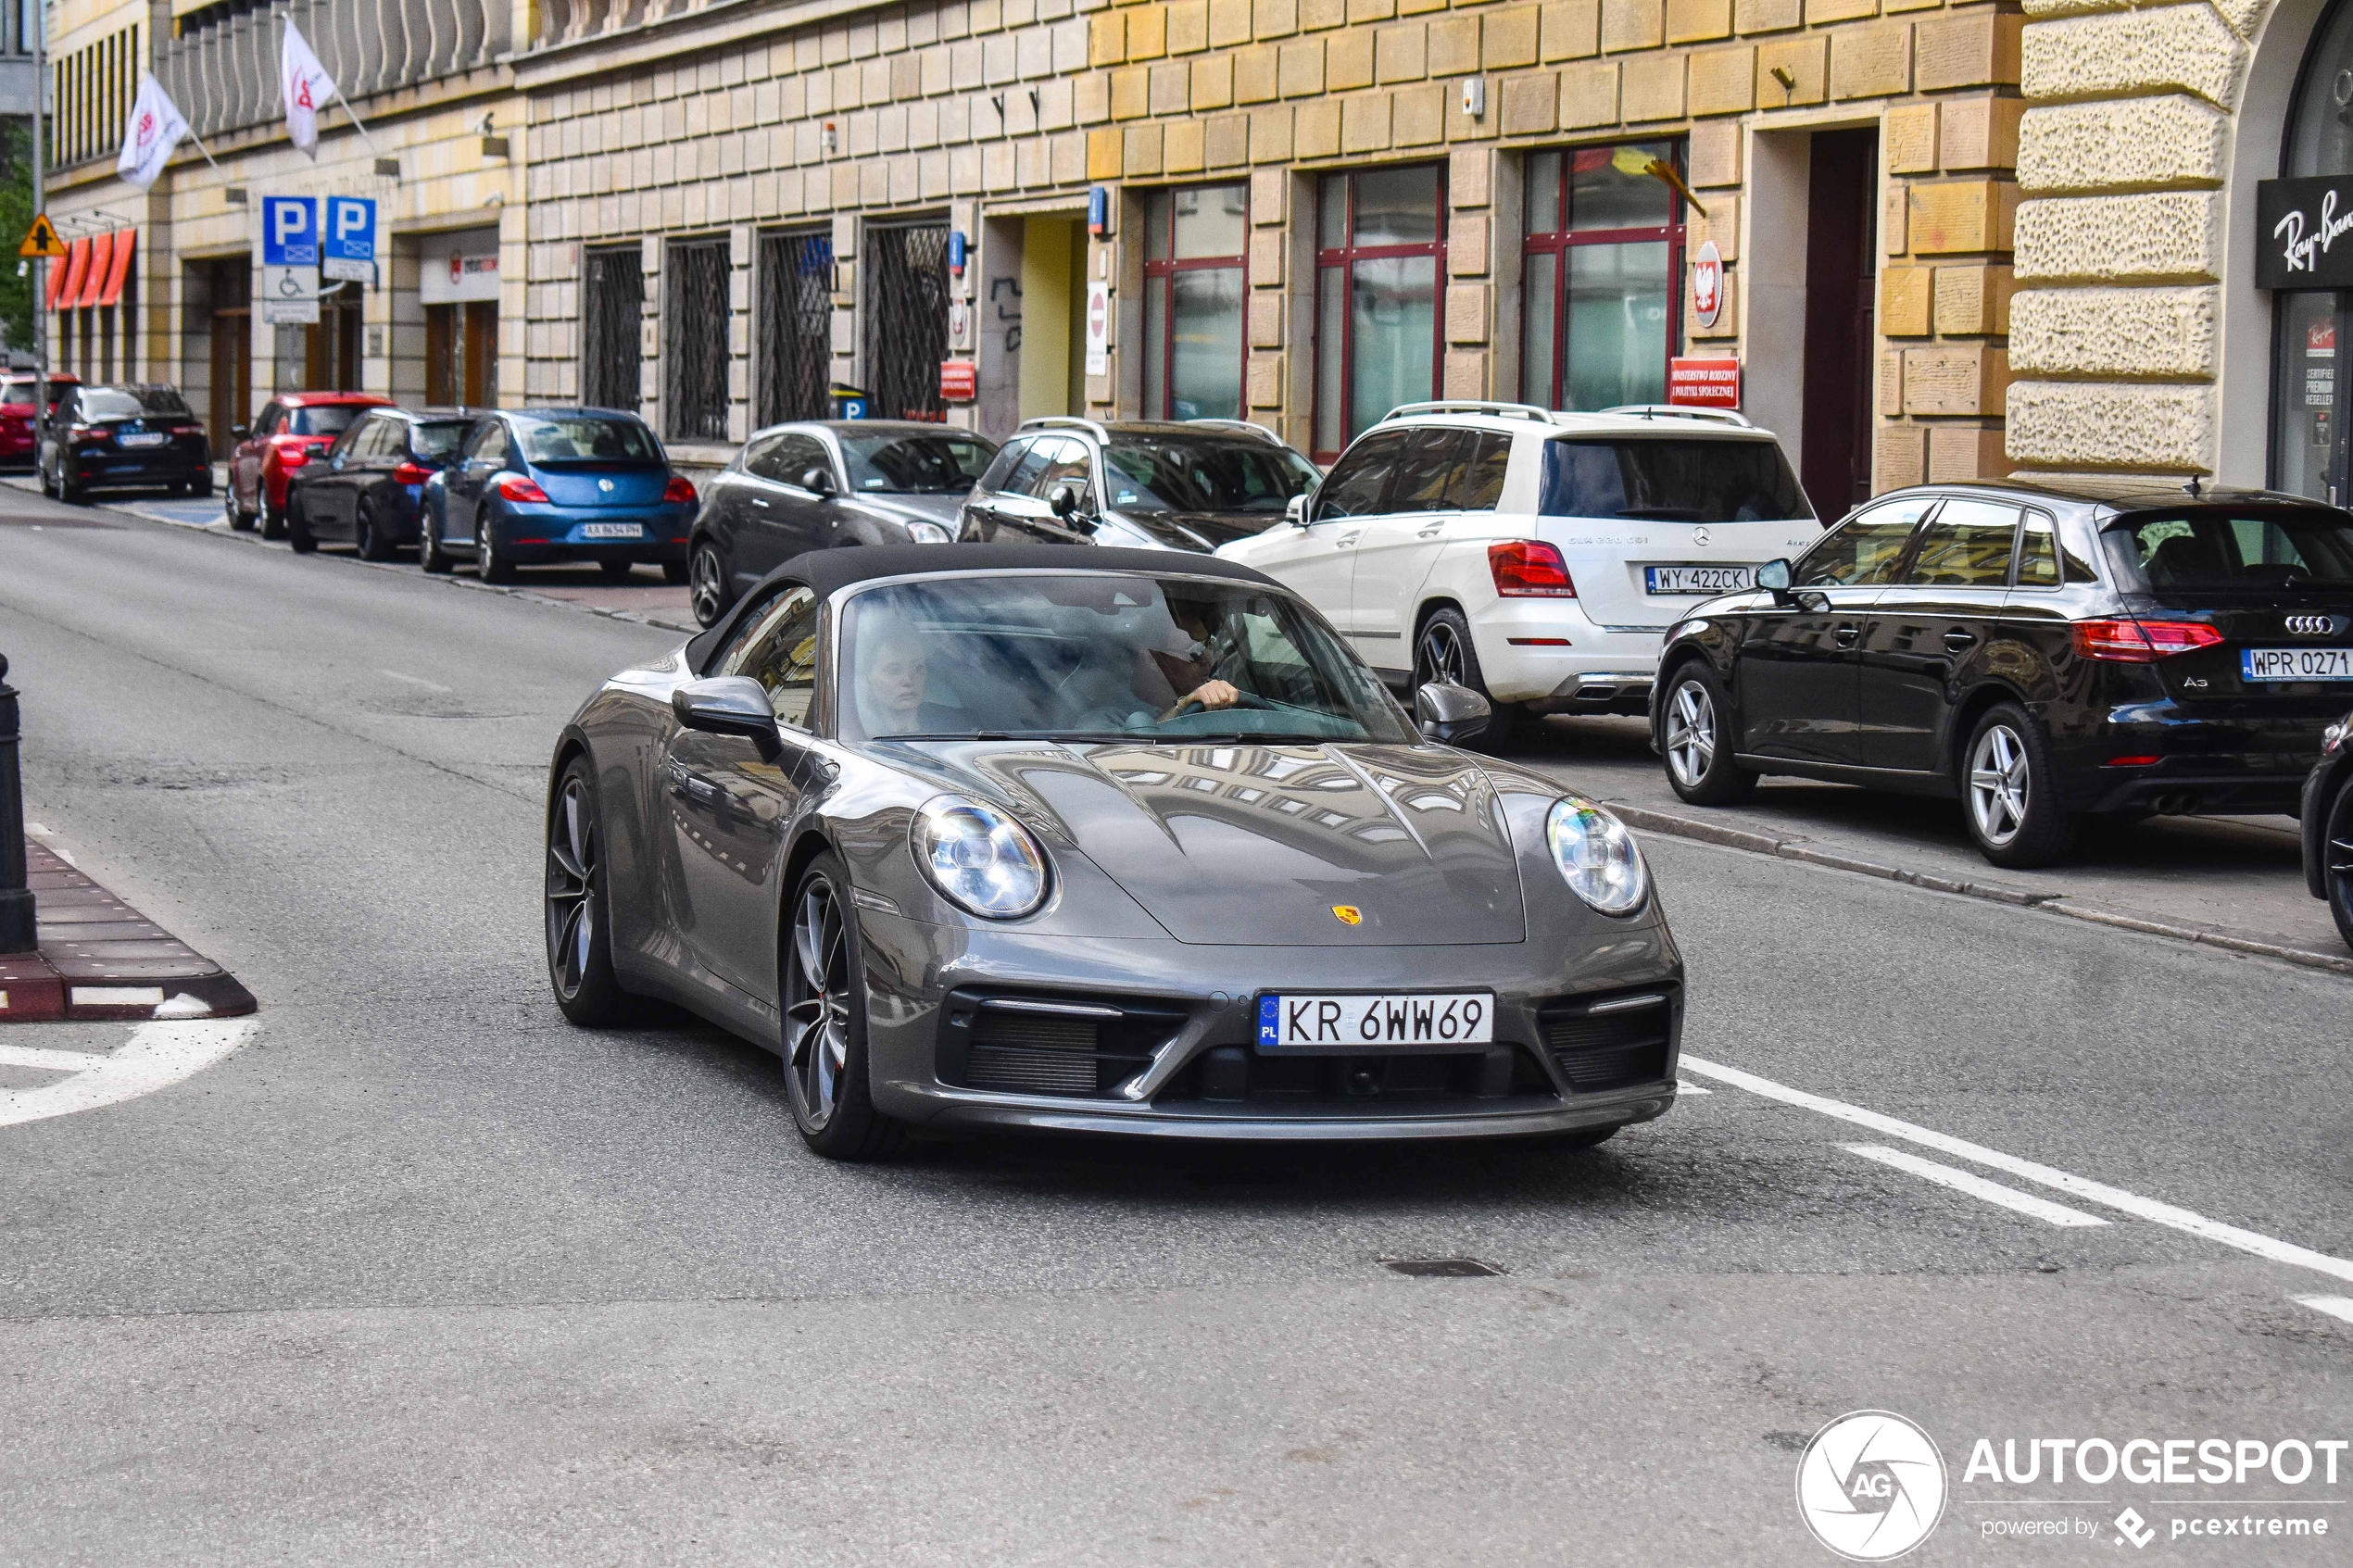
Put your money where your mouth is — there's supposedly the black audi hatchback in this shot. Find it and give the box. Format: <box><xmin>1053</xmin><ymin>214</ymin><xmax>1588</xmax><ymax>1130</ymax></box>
<box><xmin>38</xmin><ymin>383</ymin><xmax>211</xmax><ymax>503</ymax></box>
<box><xmin>1653</xmin><ymin>480</ymin><xmax>2353</xmax><ymax>868</ymax></box>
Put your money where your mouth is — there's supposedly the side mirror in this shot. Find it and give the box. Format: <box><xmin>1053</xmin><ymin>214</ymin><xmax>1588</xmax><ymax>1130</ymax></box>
<box><xmin>1415</xmin><ymin>681</ymin><xmax>1491</xmax><ymax>746</ymax></box>
<box><xmin>1756</xmin><ymin>558</ymin><xmax>1791</xmax><ymax>592</ymax></box>
<box><xmin>231</xmin><ymin>423</ymin><xmax>249</xmax><ymax>440</ymax></box>
<box><xmin>672</xmin><ymin>676</ymin><xmax>782</xmax><ymax>759</ymax></box>
<box><xmin>1285</xmin><ymin>494</ymin><xmax>1311</xmax><ymax>529</ymax></box>
<box><xmin>1049</xmin><ymin>482</ymin><xmax>1083</xmax><ymax>520</ymax></box>
<box><xmin>801</xmin><ymin>466</ymin><xmax>837</xmax><ymax>497</ymax></box>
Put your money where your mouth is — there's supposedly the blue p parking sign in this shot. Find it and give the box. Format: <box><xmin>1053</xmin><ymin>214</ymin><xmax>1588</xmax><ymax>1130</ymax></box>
<box><xmin>322</xmin><ymin>196</ymin><xmax>375</xmax><ymax>282</ymax></box>
<box><xmin>260</xmin><ymin>197</ymin><xmax>318</xmax><ymax>267</ymax></box>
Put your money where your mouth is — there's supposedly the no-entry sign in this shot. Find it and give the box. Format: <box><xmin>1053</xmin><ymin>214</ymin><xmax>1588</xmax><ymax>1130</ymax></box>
<box><xmin>1668</xmin><ymin>357</ymin><xmax>1741</xmax><ymax>409</ymax></box>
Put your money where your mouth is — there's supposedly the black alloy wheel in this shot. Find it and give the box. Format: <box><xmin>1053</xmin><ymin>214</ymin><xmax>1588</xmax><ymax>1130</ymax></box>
<box><xmin>1658</xmin><ymin>662</ymin><xmax>1756</xmax><ymax>806</ymax></box>
<box><xmin>2324</xmin><ymin>774</ymin><xmax>2353</xmax><ymax>951</ymax></box>
<box><xmin>689</xmin><ymin>541</ymin><xmax>733</xmax><ymax>627</ymax></box>
<box><xmin>1961</xmin><ymin>702</ymin><xmax>2076</xmax><ymax>869</ymax></box>
<box><xmin>286</xmin><ymin>493</ymin><xmax>317</xmax><ymax>554</ymax></box>
<box><xmin>478</xmin><ymin>509</ymin><xmax>517</xmax><ymax>583</ymax></box>
<box><xmin>355</xmin><ymin>499</ymin><xmax>396</xmax><ymax>562</ymax></box>
<box><xmin>1414</xmin><ymin>606</ymin><xmax>1514</xmax><ymax>752</ymax></box>
<box><xmin>545</xmin><ymin>758</ymin><xmax>632</xmax><ymax>1025</ymax></box>
<box><xmin>782</xmin><ymin>853</ymin><xmax>901</xmax><ymax>1161</ymax></box>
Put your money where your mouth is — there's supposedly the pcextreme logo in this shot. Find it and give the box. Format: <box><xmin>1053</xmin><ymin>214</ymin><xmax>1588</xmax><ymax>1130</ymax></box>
<box><xmin>1795</xmin><ymin>1411</ymin><xmax>1950</xmax><ymax>1562</ymax></box>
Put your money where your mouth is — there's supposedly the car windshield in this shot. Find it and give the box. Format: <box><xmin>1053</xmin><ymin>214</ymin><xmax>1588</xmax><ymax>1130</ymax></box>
<box><xmin>290</xmin><ymin>405</ymin><xmax>367</xmax><ymax>436</ymax></box>
<box><xmin>1101</xmin><ymin>436</ymin><xmax>1321</xmax><ymax>514</ymax></box>
<box><xmin>837</xmin><ymin>573</ymin><xmax>1416</xmax><ymax>746</ymax></box>
<box><xmin>2104</xmin><ymin>508</ymin><xmax>2353</xmax><ymax>591</ymax></box>
<box><xmin>413</xmin><ymin>420</ymin><xmax>471</xmax><ymax>458</ymax></box>
<box><xmin>838</xmin><ymin>431</ymin><xmax>996</xmax><ymax>493</ymax></box>
<box><xmin>2</xmin><ymin>379</ymin><xmax>73</xmax><ymax>407</ymax></box>
<box><xmin>512</xmin><ymin>416</ymin><xmax>661</xmax><ymax>466</ymax></box>
<box><xmin>82</xmin><ymin>387</ymin><xmax>191</xmax><ymax>420</ymax></box>
<box><xmin>1539</xmin><ymin>437</ymin><xmax>1813</xmax><ymax>522</ymax></box>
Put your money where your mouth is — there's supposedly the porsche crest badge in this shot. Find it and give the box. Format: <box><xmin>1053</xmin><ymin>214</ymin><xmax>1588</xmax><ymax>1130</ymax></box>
<box><xmin>1330</xmin><ymin>905</ymin><xmax>1363</xmax><ymax>925</ymax></box>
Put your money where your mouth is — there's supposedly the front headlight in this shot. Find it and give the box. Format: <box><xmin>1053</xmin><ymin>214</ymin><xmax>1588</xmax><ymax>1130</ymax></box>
<box><xmin>1545</xmin><ymin>797</ymin><xmax>1648</xmax><ymax>916</ymax></box>
<box><xmin>905</xmin><ymin>520</ymin><xmax>953</xmax><ymax>545</ymax></box>
<box><xmin>911</xmin><ymin>796</ymin><xmax>1051</xmax><ymax>919</ymax></box>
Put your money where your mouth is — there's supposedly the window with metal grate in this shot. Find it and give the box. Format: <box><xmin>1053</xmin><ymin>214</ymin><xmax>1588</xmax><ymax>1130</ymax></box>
<box><xmin>580</xmin><ymin>247</ymin><xmax>644</xmax><ymax>413</ymax></box>
<box><xmin>665</xmin><ymin>237</ymin><xmax>732</xmax><ymax>444</ymax></box>
<box><xmin>862</xmin><ymin>224</ymin><xmax>951</xmax><ymax>424</ymax></box>
<box><xmin>756</xmin><ymin>231</ymin><xmax>835</xmax><ymax>427</ymax></box>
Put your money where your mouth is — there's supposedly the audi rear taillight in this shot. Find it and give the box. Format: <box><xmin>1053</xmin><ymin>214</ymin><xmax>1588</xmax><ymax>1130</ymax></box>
<box><xmin>496</xmin><ymin>472</ymin><xmax>551</xmax><ymax>504</ymax></box>
<box><xmin>2071</xmin><ymin>618</ymin><xmax>2223</xmax><ymax>662</ymax></box>
<box><xmin>392</xmin><ymin>461</ymin><xmax>431</xmax><ymax>485</ymax></box>
<box><xmin>663</xmin><ymin>474</ymin><xmax>698</xmax><ymax>505</ymax></box>
<box><xmin>1488</xmin><ymin>540</ymin><xmax>1576</xmax><ymax>597</ymax></box>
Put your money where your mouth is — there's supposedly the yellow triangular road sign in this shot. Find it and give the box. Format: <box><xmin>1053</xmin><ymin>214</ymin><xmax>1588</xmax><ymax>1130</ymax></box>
<box><xmin>18</xmin><ymin>213</ymin><xmax>67</xmax><ymax>259</ymax></box>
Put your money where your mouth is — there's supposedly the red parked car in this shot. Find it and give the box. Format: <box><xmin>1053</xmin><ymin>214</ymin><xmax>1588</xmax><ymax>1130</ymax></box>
<box><xmin>229</xmin><ymin>392</ymin><xmax>392</xmax><ymax>538</ymax></box>
<box><xmin>0</xmin><ymin>371</ymin><xmax>79</xmax><ymax>468</ymax></box>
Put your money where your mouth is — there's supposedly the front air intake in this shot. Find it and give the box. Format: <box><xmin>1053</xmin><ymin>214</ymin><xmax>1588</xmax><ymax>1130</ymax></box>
<box><xmin>1538</xmin><ymin>991</ymin><xmax>1674</xmax><ymax>1093</ymax></box>
<box><xmin>966</xmin><ymin>1010</ymin><xmax>1101</xmax><ymax>1095</ymax></box>
<box><xmin>937</xmin><ymin>992</ymin><xmax>1187</xmax><ymax>1097</ymax></box>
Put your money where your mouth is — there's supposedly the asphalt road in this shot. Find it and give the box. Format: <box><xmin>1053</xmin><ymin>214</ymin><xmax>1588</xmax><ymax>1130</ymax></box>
<box><xmin>3</xmin><ymin>494</ymin><xmax>2350</xmax><ymax>1565</ymax></box>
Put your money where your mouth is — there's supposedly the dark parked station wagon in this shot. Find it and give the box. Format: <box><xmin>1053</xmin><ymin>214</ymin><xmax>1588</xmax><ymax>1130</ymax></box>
<box><xmin>1652</xmin><ymin>480</ymin><xmax>2353</xmax><ymax>867</ymax></box>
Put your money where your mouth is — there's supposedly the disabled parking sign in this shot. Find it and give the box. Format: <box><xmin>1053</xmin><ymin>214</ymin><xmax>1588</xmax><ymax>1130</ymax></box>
<box><xmin>259</xmin><ymin>197</ymin><xmax>321</xmax><ymax>324</ymax></box>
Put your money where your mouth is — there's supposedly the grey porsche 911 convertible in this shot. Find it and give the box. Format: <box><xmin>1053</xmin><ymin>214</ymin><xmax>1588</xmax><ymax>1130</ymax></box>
<box><xmin>544</xmin><ymin>545</ymin><xmax>1684</xmax><ymax>1160</ymax></box>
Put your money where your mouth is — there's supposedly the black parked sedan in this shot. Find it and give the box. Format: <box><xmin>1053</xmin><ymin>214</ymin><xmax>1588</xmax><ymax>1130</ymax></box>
<box><xmin>1654</xmin><ymin>481</ymin><xmax>2353</xmax><ymax>867</ymax></box>
<box><xmin>2302</xmin><ymin>709</ymin><xmax>2353</xmax><ymax>949</ymax></box>
<box><xmin>38</xmin><ymin>384</ymin><xmax>211</xmax><ymax>502</ymax></box>
<box><xmin>284</xmin><ymin>407</ymin><xmax>474</xmax><ymax>558</ymax></box>
<box><xmin>546</xmin><ymin>545</ymin><xmax>1680</xmax><ymax>1160</ymax></box>
<box><xmin>687</xmin><ymin>421</ymin><xmax>997</xmax><ymax>626</ymax></box>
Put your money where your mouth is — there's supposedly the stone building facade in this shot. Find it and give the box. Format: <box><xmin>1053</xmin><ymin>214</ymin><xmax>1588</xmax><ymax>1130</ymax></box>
<box><xmin>510</xmin><ymin>0</ymin><xmax>2029</xmax><ymax>507</ymax></box>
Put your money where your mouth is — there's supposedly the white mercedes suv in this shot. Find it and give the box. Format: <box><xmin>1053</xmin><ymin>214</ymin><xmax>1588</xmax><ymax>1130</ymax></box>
<box><xmin>1220</xmin><ymin>401</ymin><xmax>1823</xmax><ymax>746</ymax></box>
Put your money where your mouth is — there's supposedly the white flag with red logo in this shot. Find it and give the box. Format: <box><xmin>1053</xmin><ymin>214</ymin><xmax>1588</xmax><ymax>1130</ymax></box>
<box><xmin>116</xmin><ymin>72</ymin><xmax>189</xmax><ymax>190</ymax></box>
<box><xmin>280</xmin><ymin>21</ymin><xmax>337</xmax><ymax>157</ymax></box>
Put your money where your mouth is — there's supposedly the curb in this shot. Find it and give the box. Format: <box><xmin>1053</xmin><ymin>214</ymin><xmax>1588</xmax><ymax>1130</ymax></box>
<box><xmin>1605</xmin><ymin>802</ymin><xmax>2353</xmax><ymax>979</ymax></box>
<box><xmin>1</xmin><ymin>841</ymin><xmax>258</xmax><ymax>1022</ymax></box>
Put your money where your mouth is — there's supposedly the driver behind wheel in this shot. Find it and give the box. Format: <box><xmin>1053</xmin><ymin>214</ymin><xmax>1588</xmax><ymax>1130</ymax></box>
<box><xmin>1136</xmin><ymin>597</ymin><xmax>1241</xmax><ymax>719</ymax></box>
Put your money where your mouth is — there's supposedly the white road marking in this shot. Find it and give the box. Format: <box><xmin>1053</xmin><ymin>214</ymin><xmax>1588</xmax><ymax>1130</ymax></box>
<box><xmin>1843</xmin><ymin>1143</ymin><xmax>2111</xmax><ymax>1228</ymax></box>
<box><xmin>2293</xmin><ymin>1296</ymin><xmax>2353</xmax><ymax>1326</ymax></box>
<box><xmin>1682</xmin><ymin>1055</ymin><xmax>2353</xmax><ymax>1286</ymax></box>
<box><xmin>0</xmin><ymin>1043</ymin><xmax>108</xmax><ymax>1073</ymax></box>
<box><xmin>378</xmin><ymin>669</ymin><xmax>454</xmax><ymax>693</ymax></box>
<box><xmin>0</xmin><ymin>1020</ymin><xmax>257</xmax><ymax>1129</ymax></box>
<box><xmin>1676</xmin><ymin>1080</ymin><xmax>1710</xmax><ymax>1095</ymax></box>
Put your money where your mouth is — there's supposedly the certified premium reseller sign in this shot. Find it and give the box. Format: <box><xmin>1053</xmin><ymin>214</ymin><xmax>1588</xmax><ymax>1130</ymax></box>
<box><xmin>2259</xmin><ymin>177</ymin><xmax>2353</xmax><ymax>289</ymax></box>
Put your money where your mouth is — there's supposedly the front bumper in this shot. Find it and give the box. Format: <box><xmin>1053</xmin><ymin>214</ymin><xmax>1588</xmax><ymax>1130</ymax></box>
<box><xmin>853</xmin><ymin>909</ymin><xmax>1685</xmax><ymax>1141</ymax></box>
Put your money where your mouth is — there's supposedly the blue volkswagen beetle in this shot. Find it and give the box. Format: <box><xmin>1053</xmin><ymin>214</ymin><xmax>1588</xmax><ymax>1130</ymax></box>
<box><xmin>421</xmin><ymin>408</ymin><xmax>698</xmax><ymax>583</ymax></box>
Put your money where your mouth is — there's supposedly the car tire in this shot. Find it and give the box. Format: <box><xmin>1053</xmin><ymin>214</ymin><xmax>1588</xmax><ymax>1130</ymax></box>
<box><xmin>1657</xmin><ymin>661</ymin><xmax>1757</xmax><ymax>807</ymax></box>
<box><xmin>286</xmin><ymin>494</ymin><xmax>317</xmax><ymax>554</ymax></box>
<box><xmin>2322</xmin><ymin>773</ymin><xmax>2353</xmax><ymax>953</ymax></box>
<box><xmin>59</xmin><ymin>462</ymin><xmax>85</xmax><ymax>506</ymax></box>
<box><xmin>1414</xmin><ymin>606</ymin><xmax>1515</xmax><ymax>752</ymax></box>
<box><xmin>355</xmin><ymin>500</ymin><xmax>396</xmax><ymax>562</ymax></box>
<box><xmin>420</xmin><ymin>508</ymin><xmax>455</xmax><ymax>574</ymax></box>
<box><xmin>259</xmin><ymin>493</ymin><xmax>286</xmax><ymax>541</ymax></box>
<box><xmin>688</xmin><ymin>541</ymin><xmax>734</xmax><ymax>628</ymax></box>
<box><xmin>226</xmin><ymin>484</ymin><xmax>253</xmax><ymax>529</ymax></box>
<box><xmin>661</xmin><ymin>559</ymin><xmax>688</xmax><ymax>585</ymax></box>
<box><xmin>782</xmin><ymin>851</ymin><xmax>904</xmax><ymax>1162</ymax></box>
<box><xmin>1961</xmin><ymin>703</ymin><xmax>2076</xmax><ymax>869</ymax></box>
<box><xmin>599</xmin><ymin>558</ymin><xmax>635</xmax><ymax>582</ymax></box>
<box><xmin>545</xmin><ymin>755</ymin><xmax>635</xmax><ymax>1027</ymax></box>
<box><xmin>477</xmin><ymin>510</ymin><xmax>516</xmax><ymax>584</ymax></box>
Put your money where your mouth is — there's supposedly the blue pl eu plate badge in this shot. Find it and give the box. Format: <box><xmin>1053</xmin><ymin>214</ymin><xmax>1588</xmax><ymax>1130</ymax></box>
<box><xmin>1257</xmin><ymin>997</ymin><xmax>1280</xmax><ymax>1047</ymax></box>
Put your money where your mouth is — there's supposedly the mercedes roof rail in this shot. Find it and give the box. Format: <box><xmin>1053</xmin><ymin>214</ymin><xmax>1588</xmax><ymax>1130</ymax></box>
<box><xmin>1378</xmin><ymin>400</ymin><xmax>1557</xmax><ymax>425</ymax></box>
<box><xmin>1185</xmin><ymin>417</ymin><xmax>1287</xmax><ymax>445</ymax></box>
<box><xmin>1017</xmin><ymin>415</ymin><xmax>1114</xmax><ymax>441</ymax></box>
<box><xmin>1596</xmin><ymin>404</ymin><xmax>1757</xmax><ymax>429</ymax></box>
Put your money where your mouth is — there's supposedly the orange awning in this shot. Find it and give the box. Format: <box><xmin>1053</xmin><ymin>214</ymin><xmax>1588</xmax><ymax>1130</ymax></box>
<box><xmin>95</xmin><ymin>229</ymin><xmax>135</xmax><ymax>307</ymax></box>
<box><xmin>47</xmin><ymin>237</ymin><xmax>87</xmax><ymax>311</ymax></box>
<box><xmin>75</xmin><ymin>232</ymin><xmax>114</xmax><ymax>309</ymax></box>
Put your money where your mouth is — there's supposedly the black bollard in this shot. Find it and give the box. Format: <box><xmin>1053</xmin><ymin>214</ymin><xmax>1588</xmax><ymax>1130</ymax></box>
<box><xmin>0</xmin><ymin>654</ymin><xmax>33</xmax><ymax>953</ymax></box>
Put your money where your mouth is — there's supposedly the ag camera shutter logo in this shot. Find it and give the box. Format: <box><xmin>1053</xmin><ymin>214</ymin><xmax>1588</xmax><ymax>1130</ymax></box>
<box><xmin>1795</xmin><ymin>1411</ymin><xmax>1948</xmax><ymax>1561</ymax></box>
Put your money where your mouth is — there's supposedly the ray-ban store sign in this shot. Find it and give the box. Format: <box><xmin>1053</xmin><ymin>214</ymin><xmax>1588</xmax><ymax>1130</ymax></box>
<box><xmin>2259</xmin><ymin>176</ymin><xmax>2353</xmax><ymax>288</ymax></box>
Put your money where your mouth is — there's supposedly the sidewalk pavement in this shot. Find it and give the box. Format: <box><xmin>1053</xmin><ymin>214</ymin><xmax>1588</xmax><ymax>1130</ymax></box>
<box><xmin>1515</xmin><ymin>717</ymin><xmax>2349</xmax><ymax>977</ymax></box>
<box><xmin>1</xmin><ymin>839</ymin><xmax>255</xmax><ymax>1022</ymax></box>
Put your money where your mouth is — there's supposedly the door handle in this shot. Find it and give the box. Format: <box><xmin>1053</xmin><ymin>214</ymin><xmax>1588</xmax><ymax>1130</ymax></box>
<box><xmin>752</xmin><ymin>497</ymin><xmax>769</xmax><ymax>508</ymax></box>
<box><xmin>1833</xmin><ymin>624</ymin><xmax>1861</xmax><ymax>648</ymax></box>
<box><xmin>1943</xmin><ymin>630</ymin><xmax>1976</xmax><ymax>653</ymax></box>
<box><xmin>1338</xmin><ymin>531</ymin><xmax>1362</xmax><ymax>548</ymax></box>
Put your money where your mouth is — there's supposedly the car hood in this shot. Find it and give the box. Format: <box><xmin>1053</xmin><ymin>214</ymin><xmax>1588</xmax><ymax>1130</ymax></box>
<box><xmin>1105</xmin><ymin>509</ymin><xmax>1290</xmax><ymax>552</ymax></box>
<box><xmin>892</xmin><ymin>739</ymin><xmax>1527</xmax><ymax>945</ymax></box>
<box><xmin>845</xmin><ymin>492</ymin><xmax>964</xmax><ymax>528</ymax></box>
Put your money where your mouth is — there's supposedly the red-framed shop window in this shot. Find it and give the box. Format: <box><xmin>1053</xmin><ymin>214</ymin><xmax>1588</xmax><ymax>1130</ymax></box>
<box><xmin>1142</xmin><ymin>182</ymin><xmax>1250</xmax><ymax>421</ymax></box>
<box><xmin>1520</xmin><ymin>141</ymin><xmax>1687</xmax><ymax>411</ymax></box>
<box><xmin>1312</xmin><ymin>163</ymin><xmax>1448</xmax><ymax>460</ymax></box>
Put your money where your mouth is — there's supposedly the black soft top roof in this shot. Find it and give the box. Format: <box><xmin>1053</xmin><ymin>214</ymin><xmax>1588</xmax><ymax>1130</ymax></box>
<box><xmin>686</xmin><ymin>544</ymin><xmax>1284</xmax><ymax>671</ymax></box>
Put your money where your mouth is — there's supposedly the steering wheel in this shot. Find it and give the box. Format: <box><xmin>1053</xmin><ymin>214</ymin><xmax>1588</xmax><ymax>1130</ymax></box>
<box><xmin>1171</xmin><ymin>690</ymin><xmax>1276</xmax><ymax>717</ymax></box>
